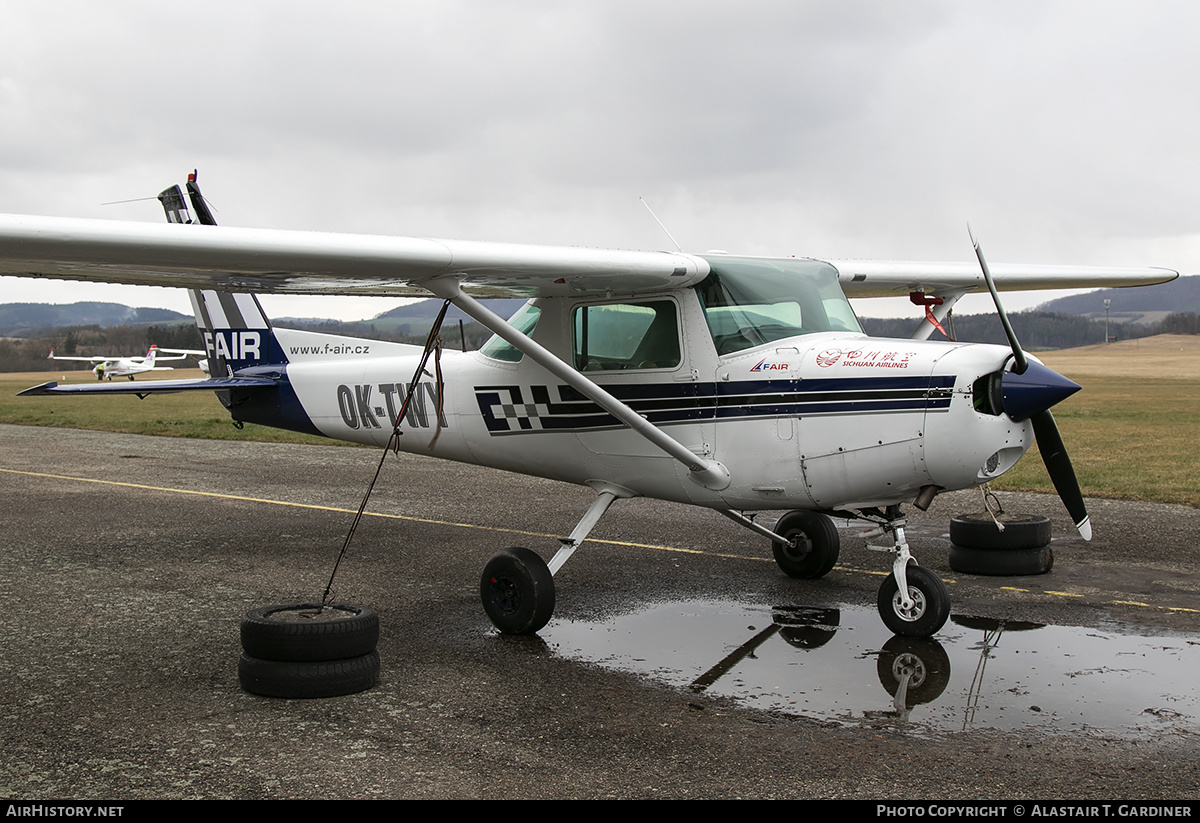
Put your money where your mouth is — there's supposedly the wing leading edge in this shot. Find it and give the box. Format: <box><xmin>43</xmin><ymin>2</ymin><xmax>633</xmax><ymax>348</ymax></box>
<box><xmin>826</xmin><ymin>258</ymin><xmax>1178</xmax><ymax>298</ymax></box>
<box><xmin>0</xmin><ymin>214</ymin><xmax>709</xmax><ymax>299</ymax></box>
<box><xmin>0</xmin><ymin>213</ymin><xmax>1177</xmax><ymax>299</ymax></box>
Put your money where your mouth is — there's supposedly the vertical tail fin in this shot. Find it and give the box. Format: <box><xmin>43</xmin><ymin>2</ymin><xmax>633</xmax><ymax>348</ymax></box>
<box><xmin>187</xmin><ymin>290</ymin><xmax>282</xmax><ymax>375</ymax></box>
<box><xmin>158</xmin><ymin>171</ymin><xmax>285</xmax><ymax>376</ymax></box>
<box><xmin>157</xmin><ymin>185</ymin><xmax>192</xmax><ymax>224</ymax></box>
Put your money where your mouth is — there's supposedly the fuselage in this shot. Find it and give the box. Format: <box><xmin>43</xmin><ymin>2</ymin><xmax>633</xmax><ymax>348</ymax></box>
<box><xmin>97</xmin><ymin>357</ymin><xmax>155</xmax><ymax>377</ymax></box>
<box><xmin>220</xmin><ymin>256</ymin><xmax>1034</xmax><ymax>514</ymax></box>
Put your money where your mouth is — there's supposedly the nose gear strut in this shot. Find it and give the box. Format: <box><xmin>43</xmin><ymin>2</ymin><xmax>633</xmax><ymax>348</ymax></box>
<box><xmin>857</xmin><ymin>506</ymin><xmax>951</xmax><ymax>637</ymax></box>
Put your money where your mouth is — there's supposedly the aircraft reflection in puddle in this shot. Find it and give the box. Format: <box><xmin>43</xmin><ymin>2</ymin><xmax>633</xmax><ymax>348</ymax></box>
<box><xmin>541</xmin><ymin>602</ymin><xmax>1200</xmax><ymax>738</ymax></box>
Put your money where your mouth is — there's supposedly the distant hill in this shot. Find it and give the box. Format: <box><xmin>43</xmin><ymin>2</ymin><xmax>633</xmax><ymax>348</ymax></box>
<box><xmin>365</xmin><ymin>298</ymin><xmax>527</xmax><ymax>335</ymax></box>
<box><xmin>858</xmin><ymin>311</ymin><xmax>1158</xmax><ymax>349</ymax></box>
<box><xmin>0</xmin><ymin>298</ymin><xmax>529</xmax><ymax>341</ymax></box>
<box><xmin>376</xmin><ymin>298</ymin><xmax>528</xmax><ymax>323</ymax></box>
<box><xmin>0</xmin><ymin>302</ymin><xmax>191</xmax><ymax>337</ymax></box>
<box><xmin>275</xmin><ymin>297</ymin><xmax>527</xmax><ymax>332</ymax></box>
<box><xmin>1034</xmin><ymin>275</ymin><xmax>1200</xmax><ymax>325</ymax></box>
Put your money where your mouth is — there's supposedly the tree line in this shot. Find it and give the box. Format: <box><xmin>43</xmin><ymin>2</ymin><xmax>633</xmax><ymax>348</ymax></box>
<box><xmin>2</xmin><ymin>311</ymin><xmax>1197</xmax><ymax>373</ymax></box>
<box><xmin>858</xmin><ymin>310</ymin><xmax>1197</xmax><ymax>349</ymax></box>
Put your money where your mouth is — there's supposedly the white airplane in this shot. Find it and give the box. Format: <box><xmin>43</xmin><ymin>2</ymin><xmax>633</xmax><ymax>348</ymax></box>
<box><xmin>46</xmin><ymin>343</ymin><xmax>193</xmax><ymax>380</ymax></box>
<box><xmin>0</xmin><ymin>174</ymin><xmax>1178</xmax><ymax>637</ymax></box>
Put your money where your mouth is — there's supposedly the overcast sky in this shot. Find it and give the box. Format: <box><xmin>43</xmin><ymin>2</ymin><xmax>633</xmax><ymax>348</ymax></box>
<box><xmin>1</xmin><ymin>1</ymin><xmax>1196</xmax><ymax>322</ymax></box>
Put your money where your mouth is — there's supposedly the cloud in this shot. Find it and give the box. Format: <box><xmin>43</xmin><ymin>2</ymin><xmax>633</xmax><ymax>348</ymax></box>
<box><xmin>0</xmin><ymin>1</ymin><xmax>1195</xmax><ymax>319</ymax></box>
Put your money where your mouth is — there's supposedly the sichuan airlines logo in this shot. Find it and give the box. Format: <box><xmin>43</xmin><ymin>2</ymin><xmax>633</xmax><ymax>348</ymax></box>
<box><xmin>816</xmin><ymin>348</ymin><xmax>916</xmax><ymax>369</ymax></box>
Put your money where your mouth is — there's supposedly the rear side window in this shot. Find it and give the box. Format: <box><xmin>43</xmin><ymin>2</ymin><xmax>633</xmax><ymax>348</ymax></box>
<box><xmin>573</xmin><ymin>301</ymin><xmax>680</xmax><ymax>371</ymax></box>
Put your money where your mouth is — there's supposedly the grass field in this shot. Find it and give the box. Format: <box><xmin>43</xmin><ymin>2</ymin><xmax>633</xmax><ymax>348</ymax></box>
<box><xmin>2</xmin><ymin>336</ymin><xmax>1197</xmax><ymax>507</ymax></box>
<box><xmin>0</xmin><ymin>368</ymin><xmax>338</xmax><ymax>446</ymax></box>
<box><xmin>990</xmin><ymin>335</ymin><xmax>1200</xmax><ymax>506</ymax></box>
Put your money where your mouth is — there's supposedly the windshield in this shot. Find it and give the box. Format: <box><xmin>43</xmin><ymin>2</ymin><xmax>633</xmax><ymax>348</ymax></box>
<box><xmin>479</xmin><ymin>302</ymin><xmax>541</xmax><ymax>362</ymax></box>
<box><xmin>695</xmin><ymin>256</ymin><xmax>862</xmax><ymax>355</ymax></box>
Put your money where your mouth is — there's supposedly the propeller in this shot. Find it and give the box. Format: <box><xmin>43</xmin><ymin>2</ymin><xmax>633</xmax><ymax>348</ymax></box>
<box><xmin>969</xmin><ymin>227</ymin><xmax>1092</xmax><ymax>541</ymax></box>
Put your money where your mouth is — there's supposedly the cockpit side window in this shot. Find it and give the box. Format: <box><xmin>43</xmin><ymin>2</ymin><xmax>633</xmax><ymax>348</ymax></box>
<box><xmin>572</xmin><ymin>300</ymin><xmax>681</xmax><ymax>371</ymax></box>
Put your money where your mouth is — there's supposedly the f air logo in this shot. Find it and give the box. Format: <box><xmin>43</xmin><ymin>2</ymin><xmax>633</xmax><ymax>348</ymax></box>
<box><xmin>337</xmin><ymin>382</ymin><xmax>448</xmax><ymax>430</ymax></box>
<box><xmin>204</xmin><ymin>330</ymin><xmax>263</xmax><ymax>362</ymax></box>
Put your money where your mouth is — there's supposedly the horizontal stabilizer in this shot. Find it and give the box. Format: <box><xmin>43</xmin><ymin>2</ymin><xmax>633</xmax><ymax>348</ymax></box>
<box><xmin>18</xmin><ymin>376</ymin><xmax>277</xmax><ymax>396</ymax></box>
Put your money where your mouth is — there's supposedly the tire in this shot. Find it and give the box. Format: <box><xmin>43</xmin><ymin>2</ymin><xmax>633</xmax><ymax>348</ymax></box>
<box><xmin>949</xmin><ymin>513</ymin><xmax>1051</xmax><ymax>550</ymax></box>
<box><xmin>877</xmin><ymin>565</ymin><xmax>951</xmax><ymax>637</ymax></box>
<box><xmin>480</xmin><ymin>547</ymin><xmax>555</xmax><ymax>635</ymax></box>
<box><xmin>949</xmin><ymin>544</ymin><xmax>1054</xmax><ymax>576</ymax></box>
<box><xmin>771</xmin><ymin>510</ymin><xmax>840</xmax><ymax>579</ymax></box>
<box><xmin>240</xmin><ymin>603</ymin><xmax>379</xmax><ymax>662</ymax></box>
<box><xmin>238</xmin><ymin>650</ymin><xmax>380</xmax><ymax>699</ymax></box>
<box><xmin>876</xmin><ymin>635</ymin><xmax>951</xmax><ymax>706</ymax></box>
<box><xmin>773</xmin><ymin>606</ymin><xmax>840</xmax><ymax>649</ymax></box>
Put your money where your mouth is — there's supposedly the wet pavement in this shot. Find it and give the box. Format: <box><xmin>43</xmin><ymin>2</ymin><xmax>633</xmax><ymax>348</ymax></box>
<box><xmin>545</xmin><ymin>602</ymin><xmax>1200</xmax><ymax>739</ymax></box>
<box><xmin>2</xmin><ymin>424</ymin><xmax>1198</xmax><ymax>799</ymax></box>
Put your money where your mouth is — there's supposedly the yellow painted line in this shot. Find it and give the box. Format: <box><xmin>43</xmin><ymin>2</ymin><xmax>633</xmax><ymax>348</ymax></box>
<box><xmin>836</xmin><ymin>566</ymin><xmax>956</xmax><ymax>585</ymax></box>
<box><xmin>6</xmin><ymin>466</ymin><xmax>1200</xmax><ymax>620</ymax></box>
<box><xmin>845</xmin><ymin>567</ymin><xmax>888</xmax><ymax>578</ymax></box>
<box><xmin>0</xmin><ymin>467</ymin><xmax>765</xmax><ymax>561</ymax></box>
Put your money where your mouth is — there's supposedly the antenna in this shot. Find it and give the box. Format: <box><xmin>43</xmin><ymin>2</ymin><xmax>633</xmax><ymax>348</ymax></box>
<box><xmin>639</xmin><ymin>197</ymin><xmax>683</xmax><ymax>252</ymax></box>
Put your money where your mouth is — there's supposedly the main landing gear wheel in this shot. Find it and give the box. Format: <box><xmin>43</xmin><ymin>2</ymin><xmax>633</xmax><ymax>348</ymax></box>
<box><xmin>877</xmin><ymin>565</ymin><xmax>950</xmax><ymax>637</ymax></box>
<box><xmin>771</xmin><ymin>510</ymin><xmax>840</xmax><ymax>579</ymax></box>
<box><xmin>480</xmin><ymin>547</ymin><xmax>555</xmax><ymax>635</ymax></box>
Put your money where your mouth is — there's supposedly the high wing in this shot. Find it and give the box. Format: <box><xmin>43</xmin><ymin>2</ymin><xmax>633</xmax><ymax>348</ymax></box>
<box><xmin>47</xmin><ymin>351</ymin><xmax>111</xmax><ymax>363</ymax></box>
<box><xmin>0</xmin><ymin>214</ymin><xmax>1176</xmax><ymax>299</ymax></box>
<box><xmin>151</xmin><ymin>348</ymin><xmax>206</xmax><ymax>362</ymax></box>
<box><xmin>827</xmin><ymin>258</ymin><xmax>1179</xmax><ymax>299</ymax></box>
<box><xmin>0</xmin><ymin>215</ymin><xmax>707</xmax><ymax>298</ymax></box>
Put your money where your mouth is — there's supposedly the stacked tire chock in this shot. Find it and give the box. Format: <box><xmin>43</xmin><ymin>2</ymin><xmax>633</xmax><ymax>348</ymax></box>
<box><xmin>238</xmin><ymin>603</ymin><xmax>380</xmax><ymax>699</ymax></box>
<box><xmin>948</xmin><ymin>513</ymin><xmax>1054</xmax><ymax>576</ymax></box>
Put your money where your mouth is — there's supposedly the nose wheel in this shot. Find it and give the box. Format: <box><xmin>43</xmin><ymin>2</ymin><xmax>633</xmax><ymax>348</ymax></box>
<box><xmin>858</xmin><ymin>508</ymin><xmax>951</xmax><ymax>637</ymax></box>
<box><xmin>877</xmin><ymin>565</ymin><xmax>950</xmax><ymax>637</ymax></box>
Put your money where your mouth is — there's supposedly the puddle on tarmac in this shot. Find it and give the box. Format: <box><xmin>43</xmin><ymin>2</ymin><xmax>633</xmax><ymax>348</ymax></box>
<box><xmin>541</xmin><ymin>602</ymin><xmax>1200</xmax><ymax>738</ymax></box>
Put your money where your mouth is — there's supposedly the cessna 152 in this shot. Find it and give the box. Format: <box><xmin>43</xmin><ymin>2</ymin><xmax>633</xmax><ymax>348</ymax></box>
<box><xmin>47</xmin><ymin>343</ymin><xmax>201</xmax><ymax>380</ymax></box>
<box><xmin>0</xmin><ymin>173</ymin><xmax>1178</xmax><ymax>637</ymax></box>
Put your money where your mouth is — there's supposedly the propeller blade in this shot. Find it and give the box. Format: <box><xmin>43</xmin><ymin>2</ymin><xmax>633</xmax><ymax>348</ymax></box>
<box><xmin>968</xmin><ymin>224</ymin><xmax>1028</xmax><ymax>374</ymax></box>
<box><xmin>967</xmin><ymin>226</ymin><xmax>1089</xmax><ymax>541</ymax></box>
<box><xmin>1031</xmin><ymin>409</ymin><xmax>1092</xmax><ymax>541</ymax></box>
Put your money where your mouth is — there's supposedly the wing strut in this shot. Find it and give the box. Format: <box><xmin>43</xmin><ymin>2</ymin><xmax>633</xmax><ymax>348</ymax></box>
<box><xmin>427</xmin><ymin>278</ymin><xmax>731</xmax><ymax>491</ymax></box>
<box><xmin>908</xmin><ymin>288</ymin><xmax>969</xmax><ymax>341</ymax></box>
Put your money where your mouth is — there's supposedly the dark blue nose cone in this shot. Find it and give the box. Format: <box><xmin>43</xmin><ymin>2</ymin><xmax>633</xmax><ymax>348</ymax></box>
<box><xmin>1001</xmin><ymin>360</ymin><xmax>1081</xmax><ymax>422</ymax></box>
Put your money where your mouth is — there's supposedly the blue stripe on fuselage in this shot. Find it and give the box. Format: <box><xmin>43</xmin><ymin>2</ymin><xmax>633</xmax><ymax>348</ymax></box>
<box><xmin>475</xmin><ymin>375</ymin><xmax>955</xmax><ymax>434</ymax></box>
